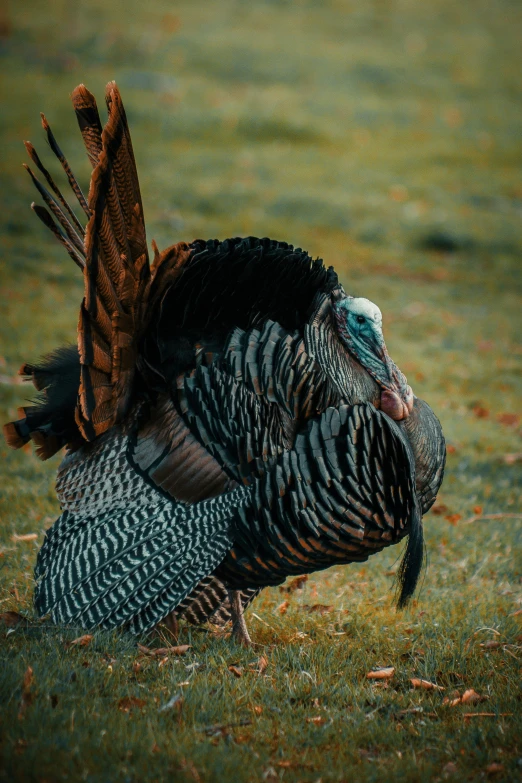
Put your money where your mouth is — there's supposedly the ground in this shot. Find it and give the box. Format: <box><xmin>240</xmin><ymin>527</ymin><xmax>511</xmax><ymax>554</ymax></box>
<box><xmin>0</xmin><ymin>1</ymin><xmax>521</xmax><ymax>781</ymax></box>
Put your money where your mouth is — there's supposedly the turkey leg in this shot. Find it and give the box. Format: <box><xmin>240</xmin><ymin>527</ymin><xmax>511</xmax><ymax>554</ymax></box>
<box><xmin>228</xmin><ymin>589</ymin><xmax>252</xmax><ymax>647</ymax></box>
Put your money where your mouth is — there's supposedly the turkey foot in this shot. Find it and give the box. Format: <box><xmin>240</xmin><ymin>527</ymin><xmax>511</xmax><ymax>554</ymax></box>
<box><xmin>228</xmin><ymin>590</ymin><xmax>252</xmax><ymax>647</ymax></box>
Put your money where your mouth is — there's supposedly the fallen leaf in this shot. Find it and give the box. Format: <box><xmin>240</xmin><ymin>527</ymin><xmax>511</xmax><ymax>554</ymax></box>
<box><xmin>280</xmin><ymin>575</ymin><xmax>308</xmax><ymax>593</ymax></box>
<box><xmin>480</xmin><ymin>641</ymin><xmax>501</xmax><ymax>650</ymax></box>
<box><xmin>303</xmin><ymin>604</ymin><xmax>333</xmax><ymax>615</ymax></box>
<box><xmin>496</xmin><ymin>413</ymin><xmax>519</xmax><ymax>428</ymax></box>
<box><xmin>389</xmin><ymin>184</ymin><xmax>409</xmax><ymax>202</ymax></box>
<box><xmin>485</xmin><ymin>763</ymin><xmax>504</xmax><ymax>775</ymax></box>
<box><xmin>132</xmin><ymin>661</ymin><xmax>142</xmax><ymax>673</ymax></box>
<box><xmin>410</xmin><ymin>678</ymin><xmax>444</xmax><ymax>691</ymax></box>
<box><xmin>513</xmin><ymin>609</ymin><xmax>522</xmax><ymax>617</ymax></box>
<box><xmin>151</xmin><ymin>742</ymin><xmax>161</xmax><ymax>753</ymax></box>
<box><xmin>276</xmin><ymin>600</ymin><xmax>289</xmax><ymax>615</ymax></box>
<box><xmin>461</xmin><ymin>689</ymin><xmax>487</xmax><ymax>704</ymax></box>
<box><xmin>228</xmin><ymin>665</ymin><xmax>243</xmax><ymax>678</ymax></box>
<box><xmin>503</xmin><ymin>453</ymin><xmax>522</xmax><ymax>465</ymax></box>
<box><xmin>137</xmin><ymin>644</ymin><xmax>190</xmax><ymax>657</ymax></box>
<box><xmin>445</xmin><ymin>513</ymin><xmax>462</xmax><ymax>525</ymax></box>
<box><xmin>158</xmin><ymin>656</ymin><xmax>169</xmax><ymax>668</ymax></box>
<box><xmin>431</xmin><ymin>504</ymin><xmax>449</xmax><ymax>516</ymax></box>
<box><xmin>366</xmin><ymin>667</ymin><xmax>395</xmax><ymax>680</ymax></box>
<box><xmin>463</xmin><ymin>712</ymin><xmax>512</xmax><ymax>719</ymax></box>
<box><xmin>446</xmin><ymin>444</ymin><xmax>457</xmax><ymax>454</ymax></box>
<box><xmin>306</xmin><ymin>715</ymin><xmax>326</xmax><ymax>725</ymax></box>
<box><xmin>200</xmin><ymin>719</ymin><xmax>251</xmax><ymax>736</ymax></box>
<box><xmin>117</xmin><ymin>696</ymin><xmax>146</xmax><ymax>713</ymax></box>
<box><xmin>253</xmin><ymin>705</ymin><xmax>263</xmax><ymax>716</ymax></box>
<box><xmin>18</xmin><ymin>666</ymin><xmax>34</xmax><ymax>720</ymax></box>
<box><xmin>472</xmin><ymin>505</ymin><xmax>483</xmax><ymax>515</ymax></box>
<box><xmin>443</xmin><ymin>696</ymin><xmax>462</xmax><ymax>707</ymax></box>
<box><xmin>66</xmin><ymin>634</ymin><xmax>93</xmax><ymax>648</ymax></box>
<box><xmin>11</xmin><ymin>533</ymin><xmax>38</xmax><ymax>542</ymax></box>
<box><xmin>257</xmin><ymin>655</ymin><xmax>268</xmax><ymax>675</ymax></box>
<box><xmin>472</xmin><ymin>406</ymin><xmax>489</xmax><ymax>419</ymax></box>
<box><xmin>0</xmin><ymin>611</ymin><xmax>28</xmax><ymax>628</ymax></box>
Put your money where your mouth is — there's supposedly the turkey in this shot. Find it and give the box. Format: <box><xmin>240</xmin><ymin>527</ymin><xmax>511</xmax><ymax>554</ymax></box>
<box><xmin>3</xmin><ymin>82</ymin><xmax>445</xmax><ymax>645</ymax></box>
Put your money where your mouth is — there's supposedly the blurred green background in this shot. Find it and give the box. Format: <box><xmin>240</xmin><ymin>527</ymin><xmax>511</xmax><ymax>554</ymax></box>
<box><xmin>0</xmin><ymin>1</ymin><xmax>521</xmax><ymax>781</ymax></box>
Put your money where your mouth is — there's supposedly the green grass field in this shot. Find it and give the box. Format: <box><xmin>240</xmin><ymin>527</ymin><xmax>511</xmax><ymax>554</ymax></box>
<box><xmin>0</xmin><ymin>1</ymin><xmax>521</xmax><ymax>780</ymax></box>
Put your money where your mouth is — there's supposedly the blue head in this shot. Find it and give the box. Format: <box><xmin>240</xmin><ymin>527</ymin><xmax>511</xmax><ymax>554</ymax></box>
<box><xmin>332</xmin><ymin>295</ymin><xmax>413</xmax><ymax>420</ymax></box>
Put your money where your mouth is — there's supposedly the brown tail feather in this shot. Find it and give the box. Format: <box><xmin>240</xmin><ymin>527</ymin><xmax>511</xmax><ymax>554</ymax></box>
<box><xmin>3</xmin><ymin>421</ymin><xmax>29</xmax><ymax>450</ymax></box>
<box><xmin>76</xmin><ymin>82</ymin><xmax>153</xmax><ymax>439</ymax></box>
<box><xmin>31</xmin><ymin>204</ymin><xmax>85</xmax><ymax>270</ymax></box>
<box><xmin>24</xmin><ymin>165</ymin><xmax>85</xmax><ymax>257</ymax></box>
<box><xmin>24</xmin><ymin>141</ymin><xmax>85</xmax><ymax>236</ymax></box>
<box><xmin>40</xmin><ymin>113</ymin><xmax>90</xmax><ymax>217</ymax></box>
<box><xmin>5</xmin><ymin>82</ymin><xmax>194</xmax><ymax>458</ymax></box>
<box><xmin>71</xmin><ymin>84</ymin><xmax>103</xmax><ymax>168</ymax></box>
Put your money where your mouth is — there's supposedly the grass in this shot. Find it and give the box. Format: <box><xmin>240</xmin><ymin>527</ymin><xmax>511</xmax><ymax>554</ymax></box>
<box><xmin>0</xmin><ymin>0</ymin><xmax>521</xmax><ymax>780</ymax></box>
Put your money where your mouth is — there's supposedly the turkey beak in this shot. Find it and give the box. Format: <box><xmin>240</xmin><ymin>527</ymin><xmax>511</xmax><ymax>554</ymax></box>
<box><xmin>372</xmin><ymin>332</ymin><xmax>414</xmax><ymax>422</ymax></box>
<box><xmin>379</xmin><ymin>359</ymin><xmax>414</xmax><ymax>421</ymax></box>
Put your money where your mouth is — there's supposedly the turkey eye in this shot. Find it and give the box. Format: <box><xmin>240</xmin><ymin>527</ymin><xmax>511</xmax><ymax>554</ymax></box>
<box><xmin>356</xmin><ymin>315</ymin><xmax>365</xmax><ymax>324</ymax></box>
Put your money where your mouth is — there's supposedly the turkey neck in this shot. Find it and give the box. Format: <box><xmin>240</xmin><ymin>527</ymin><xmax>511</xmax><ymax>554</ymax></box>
<box><xmin>304</xmin><ymin>291</ymin><xmax>382</xmax><ymax>407</ymax></box>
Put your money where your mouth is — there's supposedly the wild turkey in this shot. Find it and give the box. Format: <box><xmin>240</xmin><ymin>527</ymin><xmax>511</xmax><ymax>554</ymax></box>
<box><xmin>3</xmin><ymin>83</ymin><xmax>445</xmax><ymax>644</ymax></box>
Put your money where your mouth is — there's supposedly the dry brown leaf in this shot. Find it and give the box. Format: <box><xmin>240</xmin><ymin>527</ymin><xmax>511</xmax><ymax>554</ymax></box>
<box><xmin>461</xmin><ymin>688</ymin><xmax>487</xmax><ymax>704</ymax></box>
<box><xmin>306</xmin><ymin>715</ymin><xmax>326</xmax><ymax>725</ymax></box>
<box><xmin>410</xmin><ymin>678</ymin><xmax>444</xmax><ymax>691</ymax></box>
<box><xmin>445</xmin><ymin>689</ymin><xmax>488</xmax><ymax>707</ymax></box>
<box><xmin>472</xmin><ymin>505</ymin><xmax>483</xmax><ymax>515</ymax></box>
<box><xmin>303</xmin><ymin>604</ymin><xmax>333</xmax><ymax>615</ymax></box>
<box><xmin>66</xmin><ymin>634</ymin><xmax>93</xmax><ymax>648</ymax></box>
<box><xmin>431</xmin><ymin>504</ymin><xmax>449</xmax><ymax>516</ymax></box>
<box><xmin>276</xmin><ymin>600</ymin><xmax>290</xmax><ymax>615</ymax></box>
<box><xmin>280</xmin><ymin>575</ymin><xmax>308</xmax><ymax>593</ymax></box>
<box><xmin>497</xmin><ymin>413</ymin><xmax>519</xmax><ymax>428</ymax></box>
<box><xmin>18</xmin><ymin>666</ymin><xmax>34</xmax><ymax>720</ymax></box>
<box><xmin>472</xmin><ymin>406</ymin><xmax>489</xmax><ymax>419</ymax></box>
<box><xmin>503</xmin><ymin>453</ymin><xmax>522</xmax><ymax>465</ymax></box>
<box><xmin>228</xmin><ymin>665</ymin><xmax>243</xmax><ymax>678</ymax></box>
<box><xmin>117</xmin><ymin>696</ymin><xmax>146</xmax><ymax>713</ymax></box>
<box><xmin>485</xmin><ymin>763</ymin><xmax>504</xmax><ymax>775</ymax></box>
<box><xmin>480</xmin><ymin>641</ymin><xmax>501</xmax><ymax>650</ymax></box>
<box><xmin>253</xmin><ymin>705</ymin><xmax>263</xmax><ymax>716</ymax></box>
<box><xmin>257</xmin><ymin>655</ymin><xmax>268</xmax><ymax>675</ymax></box>
<box><xmin>446</xmin><ymin>444</ymin><xmax>457</xmax><ymax>454</ymax></box>
<box><xmin>11</xmin><ymin>533</ymin><xmax>38</xmax><ymax>542</ymax></box>
<box><xmin>137</xmin><ymin>643</ymin><xmax>190</xmax><ymax>657</ymax></box>
<box><xmin>513</xmin><ymin>609</ymin><xmax>522</xmax><ymax>617</ymax></box>
<box><xmin>463</xmin><ymin>712</ymin><xmax>512</xmax><ymax>719</ymax></box>
<box><xmin>132</xmin><ymin>661</ymin><xmax>142</xmax><ymax>673</ymax></box>
<box><xmin>0</xmin><ymin>611</ymin><xmax>28</xmax><ymax>628</ymax></box>
<box><xmin>444</xmin><ymin>697</ymin><xmax>462</xmax><ymax>707</ymax></box>
<box><xmin>158</xmin><ymin>656</ymin><xmax>169</xmax><ymax>668</ymax></box>
<box><xmin>366</xmin><ymin>667</ymin><xmax>395</xmax><ymax>680</ymax></box>
<box><xmin>445</xmin><ymin>513</ymin><xmax>462</xmax><ymax>525</ymax></box>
